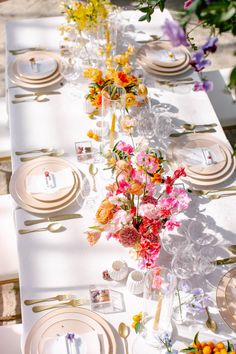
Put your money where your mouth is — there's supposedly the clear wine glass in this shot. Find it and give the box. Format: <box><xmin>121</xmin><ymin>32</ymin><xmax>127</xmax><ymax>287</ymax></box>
<box><xmin>60</xmin><ymin>49</ymin><xmax>82</xmax><ymax>99</ymax></box>
<box><xmin>188</xmin><ymin>219</ymin><xmax>216</xmax><ymax>246</ymax></box>
<box><xmin>171</xmin><ymin>244</ymin><xmax>198</xmax><ymax>280</ymax></box>
<box><xmin>154</xmin><ymin>111</ymin><xmax>174</xmax><ymax>147</ymax></box>
<box><xmin>161</xmin><ymin>224</ymin><xmax>189</xmax><ymax>255</ymax></box>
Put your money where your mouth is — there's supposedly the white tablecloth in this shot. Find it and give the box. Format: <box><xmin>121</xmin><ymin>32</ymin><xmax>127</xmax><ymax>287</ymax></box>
<box><xmin>5</xmin><ymin>10</ymin><xmax>236</xmax><ymax>354</ymax></box>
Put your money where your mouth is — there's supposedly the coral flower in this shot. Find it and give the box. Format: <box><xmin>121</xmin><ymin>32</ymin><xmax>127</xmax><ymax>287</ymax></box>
<box><xmin>115</xmin><ymin>160</ymin><xmax>131</xmax><ymax>175</ymax></box>
<box><xmin>86</xmin><ymin>230</ymin><xmax>101</xmax><ymax>246</ymax></box>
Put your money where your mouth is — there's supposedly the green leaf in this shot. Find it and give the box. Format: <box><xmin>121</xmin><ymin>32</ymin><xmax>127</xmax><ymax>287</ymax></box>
<box><xmin>227</xmin><ymin>340</ymin><xmax>235</xmax><ymax>352</ymax></box>
<box><xmin>135</xmin><ymin>322</ymin><xmax>141</xmax><ymax>333</ymax></box>
<box><xmin>159</xmin><ymin>0</ymin><xmax>165</xmax><ymax>11</ymax></box>
<box><xmin>228</xmin><ymin>67</ymin><xmax>236</xmax><ymax>89</ymax></box>
<box><xmin>139</xmin><ymin>14</ymin><xmax>148</xmax><ymax>21</ymax></box>
<box><xmin>220</xmin><ymin>7</ymin><xmax>236</xmax><ymax>22</ymax></box>
<box><xmin>194</xmin><ymin>332</ymin><xmax>199</xmax><ymax>345</ymax></box>
<box><xmin>139</xmin><ymin>6</ymin><xmax>152</xmax><ymax>13</ymax></box>
<box><xmin>181</xmin><ymin>348</ymin><xmax>198</xmax><ymax>353</ymax></box>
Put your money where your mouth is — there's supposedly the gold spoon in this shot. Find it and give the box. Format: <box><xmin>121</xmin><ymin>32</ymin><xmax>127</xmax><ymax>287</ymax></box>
<box><xmin>15</xmin><ymin>148</ymin><xmax>53</xmax><ymax>155</ymax></box>
<box><xmin>181</xmin><ymin>123</ymin><xmax>217</xmax><ymax>130</ymax></box>
<box><xmin>118</xmin><ymin>322</ymin><xmax>130</xmax><ymax>354</ymax></box>
<box><xmin>18</xmin><ymin>223</ymin><xmax>64</xmax><ymax>235</ymax></box>
<box><xmin>20</xmin><ymin>149</ymin><xmax>64</xmax><ymax>162</ymax></box>
<box><xmin>208</xmin><ymin>192</ymin><xmax>236</xmax><ymax>200</ymax></box>
<box><xmin>205</xmin><ymin>307</ymin><xmax>217</xmax><ymax>333</ymax></box>
<box><xmin>12</xmin><ymin>95</ymin><xmax>49</xmax><ymax>104</ymax></box>
<box><xmin>89</xmin><ymin>163</ymin><xmax>98</xmax><ymax>192</ymax></box>
<box><xmin>170</xmin><ymin>128</ymin><xmax>216</xmax><ymax>138</ymax></box>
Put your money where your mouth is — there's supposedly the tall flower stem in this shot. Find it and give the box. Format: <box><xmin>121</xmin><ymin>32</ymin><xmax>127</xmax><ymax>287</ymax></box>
<box><xmin>177</xmin><ymin>287</ymin><xmax>183</xmax><ymax>322</ymax></box>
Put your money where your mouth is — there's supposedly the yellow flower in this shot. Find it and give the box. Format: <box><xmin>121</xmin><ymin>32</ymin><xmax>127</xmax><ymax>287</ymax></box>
<box><xmin>125</xmin><ymin>92</ymin><xmax>137</xmax><ymax>108</ymax></box>
<box><xmin>84</xmin><ymin>68</ymin><xmax>103</xmax><ymax>82</ymax></box>
<box><xmin>137</xmin><ymin>84</ymin><xmax>148</xmax><ymax>98</ymax></box>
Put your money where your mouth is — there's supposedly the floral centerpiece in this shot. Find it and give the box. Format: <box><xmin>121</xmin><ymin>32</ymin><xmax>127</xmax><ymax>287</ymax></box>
<box><xmin>86</xmin><ymin>141</ymin><xmax>191</xmax><ymax>269</ymax></box>
<box><xmin>84</xmin><ymin>46</ymin><xmax>149</xmax><ymax>114</ymax></box>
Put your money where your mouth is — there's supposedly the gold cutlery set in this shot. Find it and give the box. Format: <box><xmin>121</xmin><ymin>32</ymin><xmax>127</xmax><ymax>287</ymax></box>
<box><xmin>188</xmin><ymin>186</ymin><xmax>236</xmax><ymax>199</ymax></box>
<box><xmin>24</xmin><ymin>294</ymin><xmax>85</xmax><ymax>313</ymax></box>
<box><xmin>12</xmin><ymin>90</ymin><xmax>61</xmax><ymax>104</ymax></box>
<box><xmin>170</xmin><ymin>122</ymin><xmax>217</xmax><ymax>138</ymax></box>
<box><xmin>15</xmin><ymin>147</ymin><xmax>64</xmax><ymax>161</ymax></box>
<box><xmin>19</xmin><ymin>213</ymin><xmax>82</xmax><ymax>234</ymax></box>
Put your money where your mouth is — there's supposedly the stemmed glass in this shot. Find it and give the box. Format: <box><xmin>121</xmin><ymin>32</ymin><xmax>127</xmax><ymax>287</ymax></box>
<box><xmin>60</xmin><ymin>46</ymin><xmax>82</xmax><ymax>99</ymax></box>
<box><xmin>154</xmin><ymin>111</ymin><xmax>174</xmax><ymax>148</ymax></box>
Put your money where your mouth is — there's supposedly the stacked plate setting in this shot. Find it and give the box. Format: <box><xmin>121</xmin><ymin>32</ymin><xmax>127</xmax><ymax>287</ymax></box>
<box><xmin>137</xmin><ymin>40</ymin><xmax>191</xmax><ymax>77</ymax></box>
<box><xmin>24</xmin><ymin>307</ymin><xmax>116</xmax><ymax>354</ymax></box>
<box><xmin>216</xmin><ymin>268</ymin><xmax>236</xmax><ymax>332</ymax></box>
<box><xmin>10</xmin><ymin>156</ymin><xmax>81</xmax><ymax>214</ymax></box>
<box><xmin>8</xmin><ymin>51</ymin><xmax>62</xmax><ymax>88</ymax></box>
<box><xmin>166</xmin><ymin>134</ymin><xmax>236</xmax><ymax>187</ymax></box>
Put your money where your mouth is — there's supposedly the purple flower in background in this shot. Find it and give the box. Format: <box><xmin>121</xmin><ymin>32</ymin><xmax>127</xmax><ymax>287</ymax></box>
<box><xmin>193</xmin><ymin>80</ymin><xmax>214</xmax><ymax>92</ymax></box>
<box><xmin>162</xmin><ymin>19</ymin><xmax>189</xmax><ymax>47</ymax></box>
<box><xmin>179</xmin><ymin>279</ymin><xmax>192</xmax><ymax>293</ymax></box>
<box><xmin>201</xmin><ymin>37</ymin><xmax>219</xmax><ymax>54</ymax></box>
<box><xmin>190</xmin><ymin>50</ymin><xmax>211</xmax><ymax>72</ymax></box>
<box><xmin>184</xmin><ymin>0</ymin><xmax>194</xmax><ymax>9</ymax></box>
<box><xmin>66</xmin><ymin>333</ymin><xmax>75</xmax><ymax>342</ymax></box>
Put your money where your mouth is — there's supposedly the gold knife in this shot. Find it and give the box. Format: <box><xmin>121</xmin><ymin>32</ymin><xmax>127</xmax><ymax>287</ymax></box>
<box><xmin>170</xmin><ymin>128</ymin><xmax>216</xmax><ymax>138</ymax></box>
<box><xmin>213</xmin><ymin>257</ymin><xmax>236</xmax><ymax>265</ymax></box>
<box><xmin>15</xmin><ymin>92</ymin><xmax>61</xmax><ymax>98</ymax></box>
<box><xmin>24</xmin><ymin>214</ymin><xmax>82</xmax><ymax>226</ymax></box>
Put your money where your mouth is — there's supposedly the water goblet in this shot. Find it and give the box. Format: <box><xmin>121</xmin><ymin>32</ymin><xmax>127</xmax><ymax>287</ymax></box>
<box><xmin>154</xmin><ymin>111</ymin><xmax>174</xmax><ymax>147</ymax></box>
<box><xmin>188</xmin><ymin>219</ymin><xmax>216</xmax><ymax>246</ymax></box>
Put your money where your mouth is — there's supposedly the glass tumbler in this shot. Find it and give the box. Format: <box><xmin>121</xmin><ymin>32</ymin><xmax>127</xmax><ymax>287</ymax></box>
<box><xmin>142</xmin><ymin>267</ymin><xmax>177</xmax><ymax>348</ymax></box>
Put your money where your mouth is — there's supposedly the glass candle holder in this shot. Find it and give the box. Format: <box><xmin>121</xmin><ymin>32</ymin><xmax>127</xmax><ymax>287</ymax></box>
<box><xmin>101</xmin><ymin>85</ymin><xmax>126</xmax><ymax>150</ymax></box>
<box><xmin>141</xmin><ymin>267</ymin><xmax>177</xmax><ymax>348</ymax></box>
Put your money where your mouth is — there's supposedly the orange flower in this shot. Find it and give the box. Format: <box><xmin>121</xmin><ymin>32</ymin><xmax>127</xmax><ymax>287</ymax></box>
<box><xmin>96</xmin><ymin>199</ymin><xmax>115</xmax><ymax>224</ymax></box>
<box><xmin>151</xmin><ymin>173</ymin><xmax>162</xmax><ymax>184</ymax></box>
<box><xmin>106</xmin><ymin>182</ymin><xmax>118</xmax><ymax>194</ymax></box>
<box><xmin>84</xmin><ymin>67</ymin><xmax>103</xmax><ymax>82</ymax></box>
<box><xmin>128</xmin><ymin>181</ymin><xmax>144</xmax><ymax>196</ymax></box>
<box><xmin>86</xmin><ymin>230</ymin><xmax>101</xmax><ymax>246</ymax></box>
<box><xmin>92</xmin><ymin>93</ymin><xmax>102</xmax><ymax>107</ymax></box>
<box><xmin>113</xmin><ymin>71</ymin><xmax>136</xmax><ymax>87</ymax></box>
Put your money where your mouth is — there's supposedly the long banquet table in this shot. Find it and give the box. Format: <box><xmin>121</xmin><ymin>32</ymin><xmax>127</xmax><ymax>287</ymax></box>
<box><xmin>5</xmin><ymin>8</ymin><xmax>236</xmax><ymax>353</ymax></box>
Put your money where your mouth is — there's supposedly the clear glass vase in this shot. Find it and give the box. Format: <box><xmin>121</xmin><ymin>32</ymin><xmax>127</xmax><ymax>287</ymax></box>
<box><xmin>141</xmin><ymin>267</ymin><xmax>177</xmax><ymax>348</ymax></box>
<box><xmin>101</xmin><ymin>85</ymin><xmax>126</xmax><ymax>152</ymax></box>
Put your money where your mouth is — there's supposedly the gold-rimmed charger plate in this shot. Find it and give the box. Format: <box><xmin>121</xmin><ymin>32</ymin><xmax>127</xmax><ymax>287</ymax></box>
<box><xmin>12</xmin><ymin>61</ymin><xmax>61</xmax><ymax>84</ymax></box>
<box><xmin>9</xmin><ymin>157</ymin><xmax>81</xmax><ymax>214</ymax></box>
<box><xmin>216</xmin><ymin>268</ymin><xmax>236</xmax><ymax>332</ymax></box>
<box><xmin>137</xmin><ymin>41</ymin><xmax>189</xmax><ymax>68</ymax></box>
<box><xmin>168</xmin><ymin>135</ymin><xmax>232</xmax><ymax>179</ymax></box>
<box><xmin>140</xmin><ymin>60</ymin><xmax>192</xmax><ymax>77</ymax></box>
<box><xmin>24</xmin><ymin>307</ymin><xmax>116</xmax><ymax>354</ymax></box>
<box><xmin>15</xmin><ymin>51</ymin><xmax>58</xmax><ymax>80</ymax></box>
<box><xmin>22</xmin><ymin>159</ymin><xmax>77</xmax><ymax>203</ymax></box>
<box><xmin>167</xmin><ymin>134</ymin><xmax>236</xmax><ymax>186</ymax></box>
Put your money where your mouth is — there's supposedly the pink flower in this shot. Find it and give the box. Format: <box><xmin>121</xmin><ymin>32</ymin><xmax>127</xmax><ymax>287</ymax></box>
<box><xmin>107</xmin><ymin>210</ymin><xmax>132</xmax><ymax>233</ymax></box>
<box><xmin>184</xmin><ymin>0</ymin><xmax>194</xmax><ymax>9</ymax></box>
<box><xmin>169</xmin><ymin>188</ymin><xmax>191</xmax><ymax>212</ymax></box>
<box><xmin>116</xmin><ymin>141</ymin><xmax>134</xmax><ymax>154</ymax></box>
<box><xmin>137</xmin><ymin>239</ymin><xmax>161</xmax><ymax>269</ymax></box>
<box><xmin>117</xmin><ymin>179</ymin><xmax>130</xmax><ymax>194</ymax></box>
<box><xmin>118</xmin><ymin>225</ymin><xmax>141</xmax><ymax>247</ymax></box>
<box><xmin>136</xmin><ymin>151</ymin><xmax>159</xmax><ymax>174</ymax></box>
<box><xmin>165</xmin><ymin>218</ymin><xmax>181</xmax><ymax>231</ymax></box>
<box><xmin>139</xmin><ymin>203</ymin><xmax>157</xmax><ymax>220</ymax></box>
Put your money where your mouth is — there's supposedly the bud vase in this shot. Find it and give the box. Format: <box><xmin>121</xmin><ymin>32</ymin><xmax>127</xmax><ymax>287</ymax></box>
<box><xmin>141</xmin><ymin>267</ymin><xmax>177</xmax><ymax>348</ymax></box>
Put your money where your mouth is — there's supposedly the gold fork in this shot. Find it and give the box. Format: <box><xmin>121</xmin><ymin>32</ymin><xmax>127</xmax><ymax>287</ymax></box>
<box><xmin>208</xmin><ymin>192</ymin><xmax>236</xmax><ymax>200</ymax></box>
<box><xmin>188</xmin><ymin>186</ymin><xmax>236</xmax><ymax>196</ymax></box>
<box><xmin>32</xmin><ymin>299</ymin><xmax>84</xmax><ymax>313</ymax></box>
<box><xmin>24</xmin><ymin>294</ymin><xmax>73</xmax><ymax>305</ymax></box>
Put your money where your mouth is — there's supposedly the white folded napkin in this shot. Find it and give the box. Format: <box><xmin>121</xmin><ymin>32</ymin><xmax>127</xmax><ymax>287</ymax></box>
<box><xmin>26</xmin><ymin>168</ymin><xmax>74</xmax><ymax>195</ymax></box>
<box><xmin>179</xmin><ymin>144</ymin><xmax>225</xmax><ymax>166</ymax></box>
<box><xmin>42</xmin><ymin>331</ymin><xmax>100</xmax><ymax>354</ymax></box>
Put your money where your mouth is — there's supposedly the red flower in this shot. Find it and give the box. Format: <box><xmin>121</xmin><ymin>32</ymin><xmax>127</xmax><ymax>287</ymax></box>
<box><xmin>137</xmin><ymin>239</ymin><xmax>161</xmax><ymax>268</ymax></box>
<box><xmin>118</xmin><ymin>226</ymin><xmax>141</xmax><ymax>247</ymax></box>
<box><xmin>173</xmin><ymin>167</ymin><xmax>186</xmax><ymax>179</ymax></box>
<box><xmin>139</xmin><ymin>217</ymin><xmax>162</xmax><ymax>243</ymax></box>
<box><xmin>141</xmin><ymin>196</ymin><xmax>158</xmax><ymax>205</ymax></box>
